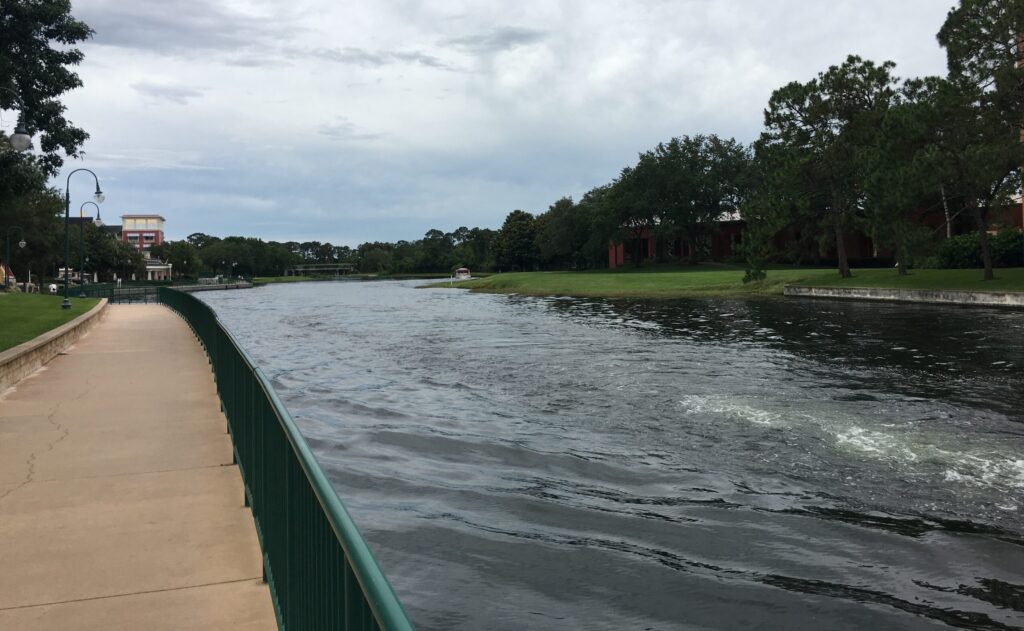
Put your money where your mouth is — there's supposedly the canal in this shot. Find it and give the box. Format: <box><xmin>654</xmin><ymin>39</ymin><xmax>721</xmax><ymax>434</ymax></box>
<box><xmin>200</xmin><ymin>280</ymin><xmax>1024</xmax><ymax>630</ymax></box>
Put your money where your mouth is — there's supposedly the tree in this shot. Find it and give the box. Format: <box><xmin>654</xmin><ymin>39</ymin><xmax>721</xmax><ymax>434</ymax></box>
<box><xmin>644</xmin><ymin>135</ymin><xmax>751</xmax><ymax>264</ymax></box>
<box><xmin>494</xmin><ymin>210</ymin><xmax>538</xmax><ymax>271</ymax></box>
<box><xmin>861</xmin><ymin>82</ymin><xmax>938</xmax><ymax>276</ymax></box>
<box><xmin>535</xmin><ymin>197</ymin><xmax>580</xmax><ymax>269</ymax></box>
<box><xmin>0</xmin><ymin>0</ymin><xmax>93</xmax><ymax>177</ymax></box>
<box><xmin>934</xmin><ymin>0</ymin><xmax>1024</xmax><ymax>280</ymax></box>
<box><xmin>608</xmin><ymin>165</ymin><xmax>659</xmax><ymax>266</ymax></box>
<box><xmin>152</xmin><ymin>240</ymin><xmax>202</xmax><ymax>279</ymax></box>
<box><xmin>762</xmin><ymin>55</ymin><xmax>898</xmax><ymax>277</ymax></box>
<box><xmin>186</xmin><ymin>232</ymin><xmax>220</xmax><ymax>250</ymax></box>
<box><xmin>1</xmin><ymin>186</ymin><xmax>63</xmax><ymax>286</ymax></box>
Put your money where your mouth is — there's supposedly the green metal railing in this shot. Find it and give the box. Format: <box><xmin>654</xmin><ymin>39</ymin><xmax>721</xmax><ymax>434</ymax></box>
<box><xmin>77</xmin><ymin>284</ymin><xmax>159</xmax><ymax>303</ymax></box>
<box><xmin>158</xmin><ymin>287</ymin><xmax>414</xmax><ymax>631</ymax></box>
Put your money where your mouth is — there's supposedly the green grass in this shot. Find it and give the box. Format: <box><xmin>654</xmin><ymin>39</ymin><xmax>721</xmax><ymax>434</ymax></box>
<box><xmin>0</xmin><ymin>293</ymin><xmax>101</xmax><ymax>352</ymax></box>
<box><xmin>253</xmin><ymin>275</ymin><xmax>318</xmax><ymax>284</ymax></box>
<box><xmin>428</xmin><ymin>266</ymin><xmax>1024</xmax><ymax>299</ymax></box>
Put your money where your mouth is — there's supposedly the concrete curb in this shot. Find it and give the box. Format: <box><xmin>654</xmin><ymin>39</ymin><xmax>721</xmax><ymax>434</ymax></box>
<box><xmin>783</xmin><ymin>285</ymin><xmax>1024</xmax><ymax>309</ymax></box>
<box><xmin>0</xmin><ymin>298</ymin><xmax>108</xmax><ymax>391</ymax></box>
<box><xmin>175</xmin><ymin>282</ymin><xmax>253</xmax><ymax>292</ymax></box>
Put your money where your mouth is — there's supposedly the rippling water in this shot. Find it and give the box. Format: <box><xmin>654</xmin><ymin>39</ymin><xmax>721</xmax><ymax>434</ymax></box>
<box><xmin>200</xmin><ymin>281</ymin><xmax>1024</xmax><ymax>630</ymax></box>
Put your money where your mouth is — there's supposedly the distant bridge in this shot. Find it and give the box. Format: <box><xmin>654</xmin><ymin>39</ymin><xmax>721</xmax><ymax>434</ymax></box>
<box><xmin>284</xmin><ymin>263</ymin><xmax>355</xmax><ymax>276</ymax></box>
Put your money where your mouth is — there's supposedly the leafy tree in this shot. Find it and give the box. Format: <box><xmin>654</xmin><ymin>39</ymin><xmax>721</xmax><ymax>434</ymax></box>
<box><xmin>644</xmin><ymin>135</ymin><xmax>751</xmax><ymax>264</ymax></box>
<box><xmin>359</xmin><ymin>247</ymin><xmax>392</xmax><ymax>273</ymax></box>
<box><xmin>1</xmin><ymin>186</ymin><xmax>63</xmax><ymax>286</ymax></box>
<box><xmin>186</xmin><ymin>232</ymin><xmax>220</xmax><ymax>249</ymax></box>
<box><xmin>933</xmin><ymin>0</ymin><xmax>1024</xmax><ymax>280</ymax></box>
<box><xmin>535</xmin><ymin>197</ymin><xmax>579</xmax><ymax>269</ymax></box>
<box><xmin>151</xmin><ymin>240</ymin><xmax>202</xmax><ymax>279</ymax></box>
<box><xmin>762</xmin><ymin>55</ymin><xmax>898</xmax><ymax>277</ymax></box>
<box><xmin>861</xmin><ymin>82</ymin><xmax>938</xmax><ymax>275</ymax></box>
<box><xmin>0</xmin><ymin>0</ymin><xmax>92</xmax><ymax>177</ymax></box>
<box><xmin>608</xmin><ymin>165</ymin><xmax>659</xmax><ymax>266</ymax></box>
<box><xmin>494</xmin><ymin>210</ymin><xmax>539</xmax><ymax>271</ymax></box>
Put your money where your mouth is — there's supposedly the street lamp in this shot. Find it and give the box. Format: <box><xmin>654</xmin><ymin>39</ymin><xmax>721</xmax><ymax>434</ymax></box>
<box><xmin>1</xmin><ymin>87</ymin><xmax>32</xmax><ymax>152</ymax></box>
<box><xmin>78</xmin><ymin>201</ymin><xmax>100</xmax><ymax>297</ymax></box>
<box><xmin>5</xmin><ymin>226</ymin><xmax>26</xmax><ymax>289</ymax></box>
<box><xmin>62</xmin><ymin>169</ymin><xmax>104</xmax><ymax>309</ymax></box>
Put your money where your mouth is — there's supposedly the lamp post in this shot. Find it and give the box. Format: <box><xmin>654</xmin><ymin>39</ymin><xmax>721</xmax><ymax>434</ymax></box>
<box><xmin>5</xmin><ymin>226</ymin><xmax>26</xmax><ymax>289</ymax></box>
<box><xmin>62</xmin><ymin>169</ymin><xmax>104</xmax><ymax>309</ymax></box>
<box><xmin>0</xmin><ymin>87</ymin><xmax>33</xmax><ymax>153</ymax></box>
<box><xmin>78</xmin><ymin>201</ymin><xmax>100</xmax><ymax>297</ymax></box>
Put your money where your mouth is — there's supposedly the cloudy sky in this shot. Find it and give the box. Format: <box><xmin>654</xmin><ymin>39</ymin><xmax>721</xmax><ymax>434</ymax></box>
<box><xmin>53</xmin><ymin>0</ymin><xmax>953</xmax><ymax>245</ymax></box>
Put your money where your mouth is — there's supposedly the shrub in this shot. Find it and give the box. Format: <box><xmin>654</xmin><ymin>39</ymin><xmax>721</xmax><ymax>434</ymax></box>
<box><xmin>937</xmin><ymin>228</ymin><xmax>1023</xmax><ymax>268</ymax></box>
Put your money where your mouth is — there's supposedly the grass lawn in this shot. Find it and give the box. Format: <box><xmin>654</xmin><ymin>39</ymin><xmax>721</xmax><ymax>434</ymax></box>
<box><xmin>429</xmin><ymin>266</ymin><xmax>1024</xmax><ymax>299</ymax></box>
<box><xmin>253</xmin><ymin>275</ymin><xmax>317</xmax><ymax>284</ymax></box>
<box><xmin>0</xmin><ymin>293</ymin><xmax>101</xmax><ymax>352</ymax></box>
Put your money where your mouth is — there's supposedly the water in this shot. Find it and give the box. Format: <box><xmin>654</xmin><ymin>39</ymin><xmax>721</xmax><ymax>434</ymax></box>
<box><xmin>200</xmin><ymin>281</ymin><xmax>1024</xmax><ymax>630</ymax></box>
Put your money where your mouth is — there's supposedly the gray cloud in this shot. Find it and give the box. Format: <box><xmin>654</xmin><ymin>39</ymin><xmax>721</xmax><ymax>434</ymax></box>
<box><xmin>77</xmin><ymin>0</ymin><xmax>298</xmax><ymax>54</ymax></box>
<box><xmin>131</xmin><ymin>82</ymin><xmax>204</xmax><ymax>105</ymax></box>
<box><xmin>303</xmin><ymin>47</ymin><xmax>450</xmax><ymax>69</ymax></box>
<box><xmin>317</xmin><ymin>117</ymin><xmax>384</xmax><ymax>142</ymax></box>
<box><xmin>444</xmin><ymin>27</ymin><xmax>547</xmax><ymax>55</ymax></box>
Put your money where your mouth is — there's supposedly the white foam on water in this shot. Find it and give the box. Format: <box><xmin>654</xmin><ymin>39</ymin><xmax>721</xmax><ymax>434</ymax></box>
<box><xmin>679</xmin><ymin>394</ymin><xmax>1024</xmax><ymax>493</ymax></box>
<box><xmin>678</xmin><ymin>394</ymin><xmax>791</xmax><ymax>428</ymax></box>
<box><xmin>834</xmin><ymin>426</ymin><xmax>919</xmax><ymax>463</ymax></box>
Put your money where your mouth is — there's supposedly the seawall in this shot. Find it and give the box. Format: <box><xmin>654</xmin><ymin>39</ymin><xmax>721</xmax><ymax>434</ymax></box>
<box><xmin>784</xmin><ymin>285</ymin><xmax>1024</xmax><ymax>309</ymax></box>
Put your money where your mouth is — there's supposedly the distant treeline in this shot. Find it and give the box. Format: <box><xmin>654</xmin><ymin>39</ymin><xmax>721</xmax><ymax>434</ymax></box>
<box><xmin>145</xmin><ymin>1</ymin><xmax>1023</xmax><ymax>282</ymax></box>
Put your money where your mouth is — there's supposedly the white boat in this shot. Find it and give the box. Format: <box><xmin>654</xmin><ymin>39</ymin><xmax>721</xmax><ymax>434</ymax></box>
<box><xmin>453</xmin><ymin>267</ymin><xmax>472</xmax><ymax>281</ymax></box>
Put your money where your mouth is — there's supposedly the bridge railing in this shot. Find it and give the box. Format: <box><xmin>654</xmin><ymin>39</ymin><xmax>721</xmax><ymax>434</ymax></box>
<box><xmin>158</xmin><ymin>287</ymin><xmax>414</xmax><ymax>631</ymax></box>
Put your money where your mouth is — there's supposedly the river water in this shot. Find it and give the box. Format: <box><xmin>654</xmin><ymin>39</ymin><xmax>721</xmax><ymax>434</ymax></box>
<box><xmin>200</xmin><ymin>281</ymin><xmax>1024</xmax><ymax>630</ymax></box>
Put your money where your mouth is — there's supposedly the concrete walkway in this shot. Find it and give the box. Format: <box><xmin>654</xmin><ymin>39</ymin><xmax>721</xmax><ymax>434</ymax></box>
<box><xmin>0</xmin><ymin>305</ymin><xmax>276</xmax><ymax>630</ymax></box>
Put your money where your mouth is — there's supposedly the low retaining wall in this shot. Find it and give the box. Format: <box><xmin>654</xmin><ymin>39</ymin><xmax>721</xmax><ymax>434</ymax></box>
<box><xmin>175</xmin><ymin>282</ymin><xmax>253</xmax><ymax>293</ymax></box>
<box><xmin>0</xmin><ymin>299</ymin><xmax>108</xmax><ymax>391</ymax></box>
<box><xmin>783</xmin><ymin>285</ymin><xmax>1024</xmax><ymax>308</ymax></box>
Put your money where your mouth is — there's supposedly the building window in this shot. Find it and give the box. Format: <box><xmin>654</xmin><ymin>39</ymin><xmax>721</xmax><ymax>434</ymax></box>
<box><xmin>143</xmin><ymin>234</ymin><xmax>155</xmax><ymax>242</ymax></box>
<box><xmin>127</xmin><ymin>234</ymin><xmax>139</xmax><ymax>241</ymax></box>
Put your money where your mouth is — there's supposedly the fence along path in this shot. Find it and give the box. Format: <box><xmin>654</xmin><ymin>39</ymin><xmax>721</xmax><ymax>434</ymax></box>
<box><xmin>0</xmin><ymin>304</ymin><xmax>276</xmax><ymax>630</ymax></box>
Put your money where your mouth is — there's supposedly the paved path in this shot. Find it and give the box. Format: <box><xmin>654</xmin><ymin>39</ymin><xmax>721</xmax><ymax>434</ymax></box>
<box><xmin>0</xmin><ymin>305</ymin><xmax>276</xmax><ymax>630</ymax></box>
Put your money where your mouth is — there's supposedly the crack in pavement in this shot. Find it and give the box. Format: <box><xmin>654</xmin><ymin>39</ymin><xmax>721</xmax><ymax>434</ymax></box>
<box><xmin>0</xmin><ymin>377</ymin><xmax>93</xmax><ymax>506</ymax></box>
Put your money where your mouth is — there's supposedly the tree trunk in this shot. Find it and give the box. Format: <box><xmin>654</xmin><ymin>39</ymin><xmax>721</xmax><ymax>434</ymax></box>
<box><xmin>940</xmin><ymin>184</ymin><xmax>952</xmax><ymax>239</ymax></box>
<box><xmin>971</xmin><ymin>203</ymin><xmax>994</xmax><ymax>280</ymax></box>
<box><xmin>833</xmin><ymin>214</ymin><xmax>851</xmax><ymax>278</ymax></box>
<box><xmin>688</xmin><ymin>237</ymin><xmax>699</xmax><ymax>265</ymax></box>
<box><xmin>895</xmin><ymin>242</ymin><xmax>908</xmax><ymax>276</ymax></box>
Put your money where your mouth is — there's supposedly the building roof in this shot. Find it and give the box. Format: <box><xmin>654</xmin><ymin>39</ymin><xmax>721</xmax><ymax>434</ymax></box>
<box><xmin>121</xmin><ymin>214</ymin><xmax>166</xmax><ymax>220</ymax></box>
<box><xmin>103</xmin><ymin>225</ymin><xmax>122</xmax><ymax>235</ymax></box>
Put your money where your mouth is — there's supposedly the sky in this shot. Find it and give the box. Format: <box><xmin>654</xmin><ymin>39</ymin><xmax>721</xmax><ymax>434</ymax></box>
<box><xmin>42</xmin><ymin>0</ymin><xmax>956</xmax><ymax>245</ymax></box>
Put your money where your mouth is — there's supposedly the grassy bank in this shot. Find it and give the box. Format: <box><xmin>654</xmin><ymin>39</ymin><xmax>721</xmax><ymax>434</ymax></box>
<box><xmin>0</xmin><ymin>294</ymin><xmax>100</xmax><ymax>352</ymax></box>
<box><xmin>430</xmin><ymin>267</ymin><xmax>1024</xmax><ymax>299</ymax></box>
<box><xmin>253</xmin><ymin>275</ymin><xmax>318</xmax><ymax>284</ymax></box>
<box><xmin>254</xmin><ymin>272</ymin><xmax>479</xmax><ymax>285</ymax></box>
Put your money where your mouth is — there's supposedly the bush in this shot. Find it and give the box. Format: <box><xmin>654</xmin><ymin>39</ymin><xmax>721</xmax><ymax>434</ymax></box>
<box><xmin>937</xmin><ymin>229</ymin><xmax>1023</xmax><ymax>268</ymax></box>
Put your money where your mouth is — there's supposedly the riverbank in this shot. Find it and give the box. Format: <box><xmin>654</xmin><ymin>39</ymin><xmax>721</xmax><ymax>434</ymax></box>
<box><xmin>254</xmin><ymin>272</ymin><xmax>466</xmax><ymax>285</ymax></box>
<box><xmin>430</xmin><ymin>267</ymin><xmax>1024</xmax><ymax>300</ymax></box>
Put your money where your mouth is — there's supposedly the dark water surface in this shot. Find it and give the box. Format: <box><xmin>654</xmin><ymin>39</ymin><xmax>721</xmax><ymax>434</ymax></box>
<box><xmin>200</xmin><ymin>281</ymin><xmax>1024</xmax><ymax>630</ymax></box>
